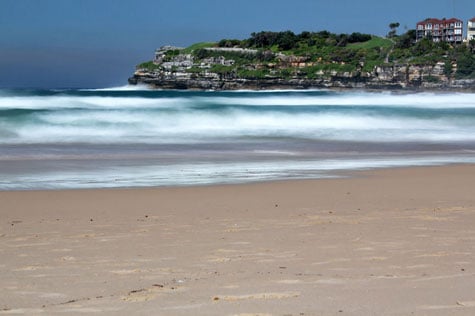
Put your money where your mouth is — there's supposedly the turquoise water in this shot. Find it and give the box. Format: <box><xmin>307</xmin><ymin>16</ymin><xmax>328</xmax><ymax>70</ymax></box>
<box><xmin>1</xmin><ymin>87</ymin><xmax>475</xmax><ymax>189</ymax></box>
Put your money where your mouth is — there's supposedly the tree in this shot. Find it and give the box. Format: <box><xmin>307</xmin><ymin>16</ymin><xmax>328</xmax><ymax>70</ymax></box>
<box><xmin>348</xmin><ymin>32</ymin><xmax>372</xmax><ymax>43</ymax></box>
<box><xmin>469</xmin><ymin>39</ymin><xmax>475</xmax><ymax>53</ymax></box>
<box><xmin>276</xmin><ymin>31</ymin><xmax>298</xmax><ymax>50</ymax></box>
<box><xmin>443</xmin><ymin>60</ymin><xmax>453</xmax><ymax>78</ymax></box>
<box><xmin>247</xmin><ymin>31</ymin><xmax>299</xmax><ymax>50</ymax></box>
<box><xmin>335</xmin><ymin>33</ymin><xmax>349</xmax><ymax>47</ymax></box>
<box><xmin>456</xmin><ymin>50</ymin><xmax>475</xmax><ymax>79</ymax></box>
<box><xmin>411</xmin><ymin>38</ymin><xmax>434</xmax><ymax>56</ymax></box>
<box><xmin>248</xmin><ymin>31</ymin><xmax>278</xmax><ymax>48</ymax></box>
<box><xmin>388</xmin><ymin>22</ymin><xmax>400</xmax><ymax>38</ymax></box>
<box><xmin>395</xmin><ymin>29</ymin><xmax>416</xmax><ymax>49</ymax></box>
<box><xmin>298</xmin><ymin>31</ymin><xmax>311</xmax><ymax>40</ymax></box>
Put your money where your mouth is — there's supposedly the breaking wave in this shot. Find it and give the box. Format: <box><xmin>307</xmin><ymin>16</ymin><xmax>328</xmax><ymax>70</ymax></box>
<box><xmin>0</xmin><ymin>89</ymin><xmax>474</xmax><ymax>144</ymax></box>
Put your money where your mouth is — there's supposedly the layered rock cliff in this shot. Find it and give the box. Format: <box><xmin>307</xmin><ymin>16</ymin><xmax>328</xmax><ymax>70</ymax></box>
<box><xmin>129</xmin><ymin>45</ymin><xmax>475</xmax><ymax>91</ymax></box>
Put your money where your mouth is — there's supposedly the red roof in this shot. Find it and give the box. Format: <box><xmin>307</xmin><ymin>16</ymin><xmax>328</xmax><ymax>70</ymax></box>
<box><xmin>417</xmin><ymin>17</ymin><xmax>463</xmax><ymax>25</ymax></box>
<box><xmin>417</xmin><ymin>18</ymin><xmax>440</xmax><ymax>25</ymax></box>
<box><xmin>444</xmin><ymin>18</ymin><xmax>463</xmax><ymax>23</ymax></box>
<box><xmin>470</xmin><ymin>17</ymin><xmax>475</xmax><ymax>22</ymax></box>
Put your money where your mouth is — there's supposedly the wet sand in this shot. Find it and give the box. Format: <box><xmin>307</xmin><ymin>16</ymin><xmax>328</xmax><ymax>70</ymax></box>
<box><xmin>1</xmin><ymin>165</ymin><xmax>475</xmax><ymax>315</ymax></box>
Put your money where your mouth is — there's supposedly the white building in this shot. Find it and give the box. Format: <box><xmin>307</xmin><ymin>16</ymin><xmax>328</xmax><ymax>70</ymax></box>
<box><xmin>468</xmin><ymin>17</ymin><xmax>475</xmax><ymax>41</ymax></box>
<box><xmin>416</xmin><ymin>18</ymin><xmax>464</xmax><ymax>44</ymax></box>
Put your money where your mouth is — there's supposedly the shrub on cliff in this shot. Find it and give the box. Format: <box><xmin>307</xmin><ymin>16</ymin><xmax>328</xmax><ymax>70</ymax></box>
<box><xmin>218</xmin><ymin>39</ymin><xmax>243</xmax><ymax>47</ymax></box>
<box><xmin>455</xmin><ymin>50</ymin><xmax>475</xmax><ymax>79</ymax></box>
<box><xmin>348</xmin><ymin>32</ymin><xmax>372</xmax><ymax>43</ymax></box>
<box><xmin>137</xmin><ymin>61</ymin><xmax>160</xmax><ymax>71</ymax></box>
<box><xmin>247</xmin><ymin>31</ymin><xmax>299</xmax><ymax>51</ymax></box>
<box><xmin>395</xmin><ymin>30</ymin><xmax>416</xmax><ymax>49</ymax></box>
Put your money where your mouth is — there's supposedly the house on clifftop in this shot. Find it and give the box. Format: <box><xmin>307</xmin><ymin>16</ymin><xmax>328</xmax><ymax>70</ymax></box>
<box><xmin>416</xmin><ymin>18</ymin><xmax>463</xmax><ymax>44</ymax></box>
<box><xmin>468</xmin><ymin>17</ymin><xmax>475</xmax><ymax>41</ymax></box>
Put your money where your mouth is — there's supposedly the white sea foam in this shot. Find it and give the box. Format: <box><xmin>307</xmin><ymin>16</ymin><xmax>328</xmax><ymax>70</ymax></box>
<box><xmin>0</xmin><ymin>96</ymin><xmax>190</xmax><ymax>110</ymax></box>
<box><xmin>1</xmin><ymin>90</ymin><xmax>475</xmax><ymax>144</ymax></box>
<box><xmin>203</xmin><ymin>92</ymin><xmax>475</xmax><ymax>108</ymax></box>
<box><xmin>81</xmin><ymin>84</ymin><xmax>152</xmax><ymax>91</ymax></box>
<box><xmin>2</xmin><ymin>155</ymin><xmax>475</xmax><ymax>190</ymax></box>
<box><xmin>1</xmin><ymin>91</ymin><xmax>473</xmax><ymax>111</ymax></box>
<box><xmin>4</xmin><ymin>108</ymin><xmax>473</xmax><ymax>145</ymax></box>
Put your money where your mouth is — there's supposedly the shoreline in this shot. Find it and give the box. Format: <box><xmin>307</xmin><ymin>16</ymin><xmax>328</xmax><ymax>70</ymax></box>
<box><xmin>2</xmin><ymin>159</ymin><xmax>475</xmax><ymax>192</ymax></box>
<box><xmin>2</xmin><ymin>164</ymin><xmax>475</xmax><ymax>315</ymax></box>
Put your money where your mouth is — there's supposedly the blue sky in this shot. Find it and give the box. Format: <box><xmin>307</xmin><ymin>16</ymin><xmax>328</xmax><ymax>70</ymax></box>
<box><xmin>1</xmin><ymin>0</ymin><xmax>475</xmax><ymax>88</ymax></box>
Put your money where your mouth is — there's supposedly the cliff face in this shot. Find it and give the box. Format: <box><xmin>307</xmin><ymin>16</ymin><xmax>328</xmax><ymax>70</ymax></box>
<box><xmin>129</xmin><ymin>47</ymin><xmax>475</xmax><ymax>91</ymax></box>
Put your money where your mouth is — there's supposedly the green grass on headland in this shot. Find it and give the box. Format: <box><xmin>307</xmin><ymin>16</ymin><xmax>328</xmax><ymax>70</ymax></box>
<box><xmin>348</xmin><ymin>37</ymin><xmax>393</xmax><ymax>49</ymax></box>
<box><xmin>137</xmin><ymin>61</ymin><xmax>160</xmax><ymax>71</ymax></box>
<box><xmin>182</xmin><ymin>42</ymin><xmax>217</xmax><ymax>53</ymax></box>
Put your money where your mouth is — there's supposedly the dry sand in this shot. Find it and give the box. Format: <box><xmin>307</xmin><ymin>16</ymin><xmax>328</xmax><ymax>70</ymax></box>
<box><xmin>1</xmin><ymin>165</ymin><xmax>475</xmax><ymax>315</ymax></box>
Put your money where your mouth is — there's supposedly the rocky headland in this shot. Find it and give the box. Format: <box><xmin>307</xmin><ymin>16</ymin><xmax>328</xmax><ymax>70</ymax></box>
<box><xmin>129</xmin><ymin>31</ymin><xmax>475</xmax><ymax>91</ymax></box>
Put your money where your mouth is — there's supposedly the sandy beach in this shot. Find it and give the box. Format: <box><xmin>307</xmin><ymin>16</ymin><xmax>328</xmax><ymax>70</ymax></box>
<box><xmin>1</xmin><ymin>164</ymin><xmax>475</xmax><ymax>315</ymax></box>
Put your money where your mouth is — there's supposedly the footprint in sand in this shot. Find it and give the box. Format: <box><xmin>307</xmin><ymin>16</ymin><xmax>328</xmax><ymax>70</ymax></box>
<box><xmin>121</xmin><ymin>284</ymin><xmax>184</xmax><ymax>302</ymax></box>
<box><xmin>13</xmin><ymin>266</ymin><xmax>49</xmax><ymax>271</ymax></box>
<box><xmin>418</xmin><ymin>301</ymin><xmax>475</xmax><ymax>310</ymax></box>
<box><xmin>212</xmin><ymin>291</ymin><xmax>300</xmax><ymax>301</ymax></box>
<box><xmin>231</xmin><ymin>314</ymin><xmax>273</xmax><ymax>316</ymax></box>
<box><xmin>111</xmin><ymin>269</ymin><xmax>143</xmax><ymax>275</ymax></box>
<box><xmin>121</xmin><ymin>288</ymin><xmax>157</xmax><ymax>302</ymax></box>
<box><xmin>276</xmin><ymin>279</ymin><xmax>303</xmax><ymax>284</ymax></box>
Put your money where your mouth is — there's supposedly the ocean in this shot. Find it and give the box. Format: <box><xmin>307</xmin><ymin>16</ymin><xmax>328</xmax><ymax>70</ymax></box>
<box><xmin>1</xmin><ymin>87</ymin><xmax>475</xmax><ymax>190</ymax></box>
